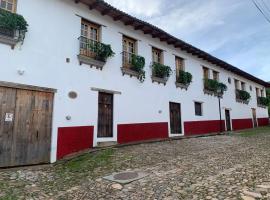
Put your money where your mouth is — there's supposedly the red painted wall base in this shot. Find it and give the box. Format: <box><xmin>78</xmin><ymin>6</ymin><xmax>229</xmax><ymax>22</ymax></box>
<box><xmin>257</xmin><ymin>118</ymin><xmax>269</xmax><ymax>126</ymax></box>
<box><xmin>232</xmin><ymin>118</ymin><xmax>253</xmax><ymax>130</ymax></box>
<box><xmin>184</xmin><ymin>120</ymin><xmax>225</xmax><ymax>136</ymax></box>
<box><xmin>117</xmin><ymin>122</ymin><xmax>169</xmax><ymax>144</ymax></box>
<box><xmin>57</xmin><ymin>126</ymin><xmax>94</xmax><ymax>160</ymax></box>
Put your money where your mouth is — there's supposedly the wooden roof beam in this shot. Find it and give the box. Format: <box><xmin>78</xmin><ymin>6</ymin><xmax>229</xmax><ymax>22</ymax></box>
<box><xmin>101</xmin><ymin>9</ymin><xmax>111</xmax><ymax>16</ymax></box>
<box><xmin>113</xmin><ymin>15</ymin><xmax>123</xmax><ymax>21</ymax></box>
<box><xmin>88</xmin><ymin>2</ymin><xmax>98</xmax><ymax>10</ymax></box>
<box><xmin>143</xmin><ymin>29</ymin><xmax>153</xmax><ymax>34</ymax></box>
<box><xmin>124</xmin><ymin>20</ymin><xmax>134</xmax><ymax>26</ymax></box>
<box><xmin>152</xmin><ymin>32</ymin><xmax>162</xmax><ymax>38</ymax></box>
<box><xmin>134</xmin><ymin>24</ymin><xmax>144</xmax><ymax>30</ymax></box>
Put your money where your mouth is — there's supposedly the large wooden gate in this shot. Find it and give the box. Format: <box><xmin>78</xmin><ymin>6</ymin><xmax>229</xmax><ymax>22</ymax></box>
<box><xmin>0</xmin><ymin>86</ymin><xmax>54</xmax><ymax>167</ymax></box>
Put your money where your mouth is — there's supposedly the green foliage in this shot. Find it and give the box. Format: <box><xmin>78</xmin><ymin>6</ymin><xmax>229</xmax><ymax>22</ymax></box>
<box><xmin>237</xmin><ymin>89</ymin><xmax>251</xmax><ymax>101</ymax></box>
<box><xmin>94</xmin><ymin>43</ymin><xmax>115</xmax><ymax>62</ymax></box>
<box><xmin>152</xmin><ymin>62</ymin><xmax>172</xmax><ymax>79</ymax></box>
<box><xmin>0</xmin><ymin>9</ymin><xmax>28</xmax><ymax>41</ymax></box>
<box><xmin>266</xmin><ymin>88</ymin><xmax>270</xmax><ymax>115</ymax></box>
<box><xmin>258</xmin><ymin>96</ymin><xmax>270</xmax><ymax>106</ymax></box>
<box><xmin>177</xmin><ymin>70</ymin><xmax>192</xmax><ymax>85</ymax></box>
<box><xmin>204</xmin><ymin>79</ymin><xmax>227</xmax><ymax>94</ymax></box>
<box><xmin>131</xmin><ymin>54</ymin><xmax>146</xmax><ymax>82</ymax></box>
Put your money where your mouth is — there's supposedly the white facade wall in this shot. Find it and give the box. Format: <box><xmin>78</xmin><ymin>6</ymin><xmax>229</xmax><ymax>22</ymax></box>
<box><xmin>0</xmin><ymin>0</ymin><xmax>268</xmax><ymax>162</ymax></box>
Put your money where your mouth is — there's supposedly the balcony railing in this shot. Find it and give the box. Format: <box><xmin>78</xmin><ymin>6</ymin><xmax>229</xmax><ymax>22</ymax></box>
<box><xmin>235</xmin><ymin>89</ymin><xmax>251</xmax><ymax>104</ymax></box>
<box><xmin>78</xmin><ymin>36</ymin><xmax>114</xmax><ymax>69</ymax></box>
<box><xmin>121</xmin><ymin>51</ymin><xmax>146</xmax><ymax>82</ymax></box>
<box><xmin>257</xmin><ymin>96</ymin><xmax>269</xmax><ymax>107</ymax></box>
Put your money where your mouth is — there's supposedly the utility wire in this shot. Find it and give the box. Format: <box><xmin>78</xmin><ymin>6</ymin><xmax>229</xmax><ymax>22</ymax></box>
<box><xmin>252</xmin><ymin>0</ymin><xmax>270</xmax><ymax>23</ymax></box>
<box><xmin>261</xmin><ymin>0</ymin><xmax>270</xmax><ymax>14</ymax></box>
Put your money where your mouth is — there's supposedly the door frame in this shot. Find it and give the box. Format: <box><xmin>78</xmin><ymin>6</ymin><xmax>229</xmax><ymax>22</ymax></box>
<box><xmin>252</xmin><ymin>108</ymin><xmax>258</xmax><ymax>128</ymax></box>
<box><xmin>224</xmin><ymin>109</ymin><xmax>232</xmax><ymax>131</ymax></box>
<box><xmin>97</xmin><ymin>92</ymin><xmax>114</xmax><ymax>138</ymax></box>
<box><xmin>169</xmin><ymin>101</ymin><xmax>184</xmax><ymax>137</ymax></box>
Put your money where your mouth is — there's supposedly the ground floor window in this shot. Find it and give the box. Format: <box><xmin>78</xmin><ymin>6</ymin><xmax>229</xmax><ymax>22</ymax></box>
<box><xmin>195</xmin><ymin>102</ymin><xmax>203</xmax><ymax>116</ymax></box>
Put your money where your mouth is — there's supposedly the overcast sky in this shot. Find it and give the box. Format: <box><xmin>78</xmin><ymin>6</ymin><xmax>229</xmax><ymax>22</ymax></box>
<box><xmin>106</xmin><ymin>0</ymin><xmax>270</xmax><ymax>82</ymax></box>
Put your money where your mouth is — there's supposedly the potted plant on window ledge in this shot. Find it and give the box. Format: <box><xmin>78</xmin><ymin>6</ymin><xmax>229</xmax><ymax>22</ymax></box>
<box><xmin>151</xmin><ymin>62</ymin><xmax>172</xmax><ymax>85</ymax></box>
<box><xmin>0</xmin><ymin>9</ymin><xmax>28</xmax><ymax>49</ymax></box>
<box><xmin>78</xmin><ymin>37</ymin><xmax>115</xmax><ymax>70</ymax></box>
<box><xmin>176</xmin><ymin>70</ymin><xmax>192</xmax><ymax>90</ymax></box>
<box><xmin>203</xmin><ymin>79</ymin><xmax>227</xmax><ymax>97</ymax></box>
<box><xmin>121</xmin><ymin>53</ymin><xmax>146</xmax><ymax>82</ymax></box>
<box><xmin>235</xmin><ymin>89</ymin><xmax>251</xmax><ymax>104</ymax></box>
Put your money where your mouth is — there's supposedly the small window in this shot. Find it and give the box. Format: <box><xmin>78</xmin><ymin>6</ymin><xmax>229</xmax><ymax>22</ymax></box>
<box><xmin>81</xmin><ymin>19</ymin><xmax>100</xmax><ymax>42</ymax></box>
<box><xmin>241</xmin><ymin>82</ymin><xmax>246</xmax><ymax>91</ymax></box>
<box><xmin>261</xmin><ymin>89</ymin><xmax>264</xmax><ymax>97</ymax></box>
<box><xmin>80</xmin><ymin>19</ymin><xmax>101</xmax><ymax>58</ymax></box>
<box><xmin>249</xmin><ymin>85</ymin><xmax>252</xmax><ymax>91</ymax></box>
<box><xmin>152</xmin><ymin>47</ymin><xmax>163</xmax><ymax>64</ymax></box>
<box><xmin>256</xmin><ymin>88</ymin><xmax>260</xmax><ymax>97</ymax></box>
<box><xmin>203</xmin><ymin>67</ymin><xmax>209</xmax><ymax>79</ymax></box>
<box><xmin>0</xmin><ymin>0</ymin><xmax>16</xmax><ymax>12</ymax></box>
<box><xmin>228</xmin><ymin>77</ymin><xmax>231</xmax><ymax>84</ymax></box>
<box><xmin>213</xmin><ymin>71</ymin><xmax>219</xmax><ymax>81</ymax></box>
<box><xmin>122</xmin><ymin>36</ymin><xmax>137</xmax><ymax>68</ymax></box>
<box><xmin>234</xmin><ymin>79</ymin><xmax>240</xmax><ymax>90</ymax></box>
<box><xmin>175</xmin><ymin>56</ymin><xmax>184</xmax><ymax>80</ymax></box>
<box><xmin>195</xmin><ymin>102</ymin><xmax>203</xmax><ymax>116</ymax></box>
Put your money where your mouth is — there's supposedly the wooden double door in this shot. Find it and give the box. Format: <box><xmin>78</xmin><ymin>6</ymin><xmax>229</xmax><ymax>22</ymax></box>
<box><xmin>0</xmin><ymin>87</ymin><xmax>53</xmax><ymax>167</ymax></box>
<box><xmin>169</xmin><ymin>102</ymin><xmax>182</xmax><ymax>134</ymax></box>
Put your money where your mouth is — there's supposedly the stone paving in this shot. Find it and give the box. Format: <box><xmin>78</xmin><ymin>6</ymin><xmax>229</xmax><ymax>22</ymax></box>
<box><xmin>1</xmin><ymin>128</ymin><xmax>270</xmax><ymax>199</ymax></box>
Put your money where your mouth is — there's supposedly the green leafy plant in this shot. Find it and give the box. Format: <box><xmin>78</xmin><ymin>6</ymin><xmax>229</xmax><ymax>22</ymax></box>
<box><xmin>267</xmin><ymin>88</ymin><xmax>270</xmax><ymax>115</ymax></box>
<box><xmin>257</xmin><ymin>96</ymin><xmax>269</xmax><ymax>106</ymax></box>
<box><xmin>152</xmin><ymin>62</ymin><xmax>172</xmax><ymax>79</ymax></box>
<box><xmin>0</xmin><ymin>9</ymin><xmax>28</xmax><ymax>41</ymax></box>
<box><xmin>131</xmin><ymin>54</ymin><xmax>146</xmax><ymax>82</ymax></box>
<box><xmin>177</xmin><ymin>70</ymin><xmax>192</xmax><ymax>85</ymax></box>
<box><xmin>236</xmin><ymin>89</ymin><xmax>251</xmax><ymax>101</ymax></box>
<box><xmin>95</xmin><ymin>43</ymin><xmax>115</xmax><ymax>62</ymax></box>
<box><xmin>204</xmin><ymin>79</ymin><xmax>227</xmax><ymax>94</ymax></box>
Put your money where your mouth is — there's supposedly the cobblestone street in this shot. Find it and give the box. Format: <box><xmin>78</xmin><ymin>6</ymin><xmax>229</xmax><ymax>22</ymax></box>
<box><xmin>1</xmin><ymin>127</ymin><xmax>270</xmax><ymax>200</ymax></box>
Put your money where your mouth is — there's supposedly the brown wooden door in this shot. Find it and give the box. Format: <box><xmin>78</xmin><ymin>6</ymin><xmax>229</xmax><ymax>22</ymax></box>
<box><xmin>225</xmin><ymin>109</ymin><xmax>231</xmax><ymax>131</ymax></box>
<box><xmin>98</xmin><ymin>92</ymin><xmax>113</xmax><ymax>138</ymax></box>
<box><xmin>252</xmin><ymin>108</ymin><xmax>258</xmax><ymax>127</ymax></box>
<box><xmin>169</xmin><ymin>102</ymin><xmax>182</xmax><ymax>134</ymax></box>
<box><xmin>0</xmin><ymin>87</ymin><xmax>53</xmax><ymax>167</ymax></box>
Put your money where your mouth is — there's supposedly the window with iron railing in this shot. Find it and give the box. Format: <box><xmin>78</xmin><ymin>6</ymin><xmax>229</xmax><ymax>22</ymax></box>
<box><xmin>122</xmin><ymin>36</ymin><xmax>136</xmax><ymax>68</ymax></box>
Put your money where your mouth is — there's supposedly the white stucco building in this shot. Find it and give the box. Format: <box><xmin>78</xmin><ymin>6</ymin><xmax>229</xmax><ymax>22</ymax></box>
<box><xmin>0</xmin><ymin>0</ymin><xmax>269</xmax><ymax>167</ymax></box>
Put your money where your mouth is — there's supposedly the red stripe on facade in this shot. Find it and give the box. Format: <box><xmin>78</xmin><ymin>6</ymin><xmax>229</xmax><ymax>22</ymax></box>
<box><xmin>184</xmin><ymin>120</ymin><xmax>225</xmax><ymax>136</ymax></box>
<box><xmin>57</xmin><ymin>126</ymin><xmax>94</xmax><ymax>160</ymax></box>
<box><xmin>257</xmin><ymin>118</ymin><xmax>269</xmax><ymax>126</ymax></box>
<box><xmin>117</xmin><ymin>122</ymin><xmax>169</xmax><ymax>144</ymax></box>
<box><xmin>232</xmin><ymin>118</ymin><xmax>253</xmax><ymax>130</ymax></box>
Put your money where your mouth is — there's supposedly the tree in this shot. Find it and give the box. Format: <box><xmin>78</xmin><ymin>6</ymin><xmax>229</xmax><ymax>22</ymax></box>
<box><xmin>267</xmin><ymin>88</ymin><xmax>270</xmax><ymax>116</ymax></box>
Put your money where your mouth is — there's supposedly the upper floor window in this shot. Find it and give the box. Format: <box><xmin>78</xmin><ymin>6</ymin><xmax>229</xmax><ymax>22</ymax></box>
<box><xmin>261</xmin><ymin>89</ymin><xmax>264</xmax><ymax>97</ymax></box>
<box><xmin>213</xmin><ymin>71</ymin><xmax>219</xmax><ymax>81</ymax></box>
<box><xmin>122</xmin><ymin>36</ymin><xmax>136</xmax><ymax>68</ymax></box>
<box><xmin>0</xmin><ymin>0</ymin><xmax>16</xmax><ymax>12</ymax></box>
<box><xmin>175</xmin><ymin>56</ymin><xmax>184</xmax><ymax>72</ymax></box>
<box><xmin>81</xmin><ymin>19</ymin><xmax>100</xmax><ymax>42</ymax></box>
<box><xmin>256</xmin><ymin>88</ymin><xmax>260</xmax><ymax>97</ymax></box>
<box><xmin>152</xmin><ymin>47</ymin><xmax>163</xmax><ymax>64</ymax></box>
<box><xmin>234</xmin><ymin>79</ymin><xmax>240</xmax><ymax>90</ymax></box>
<box><xmin>241</xmin><ymin>82</ymin><xmax>246</xmax><ymax>91</ymax></box>
<box><xmin>203</xmin><ymin>67</ymin><xmax>209</xmax><ymax>79</ymax></box>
